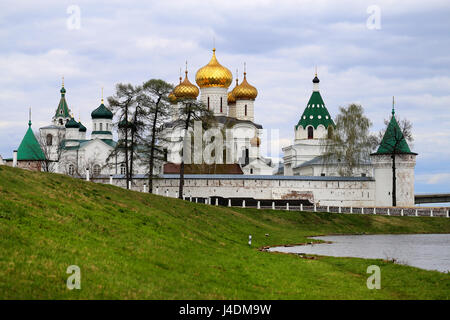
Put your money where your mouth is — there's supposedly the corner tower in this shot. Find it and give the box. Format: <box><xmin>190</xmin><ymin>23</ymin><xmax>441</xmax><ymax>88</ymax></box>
<box><xmin>371</xmin><ymin>100</ymin><xmax>417</xmax><ymax>207</ymax></box>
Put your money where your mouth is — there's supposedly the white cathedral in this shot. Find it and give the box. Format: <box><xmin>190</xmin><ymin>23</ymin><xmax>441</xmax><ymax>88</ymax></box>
<box><xmin>2</xmin><ymin>48</ymin><xmax>418</xmax><ymax>207</ymax></box>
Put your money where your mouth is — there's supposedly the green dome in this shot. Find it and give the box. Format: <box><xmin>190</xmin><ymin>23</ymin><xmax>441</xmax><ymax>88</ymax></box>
<box><xmin>78</xmin><ymin>121</ymin><xmax>87</xmax><ymax>132</ymax></box>
<box><xmin>65</xmin><ymin>118</ymin><xmax>80</xmax><ymax>128</ymax></box>
<box><xmin>91</xmin><ymin>103</ymin><xmax>113</xmax><ymax>119</ymax></box>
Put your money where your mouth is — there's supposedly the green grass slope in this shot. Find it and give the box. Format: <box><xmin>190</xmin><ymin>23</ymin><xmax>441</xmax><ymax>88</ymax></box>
<box><xmin>0</xmin><ymin>165</ymin><xmax>449</xmax><ymax>299</ymax></box>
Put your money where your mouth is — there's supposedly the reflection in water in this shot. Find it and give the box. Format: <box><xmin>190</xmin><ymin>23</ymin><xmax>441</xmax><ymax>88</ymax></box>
<box><xmin>268</xmin><ymin>234</ymin><xmax>450</xmax><ymax>272</ymax></box>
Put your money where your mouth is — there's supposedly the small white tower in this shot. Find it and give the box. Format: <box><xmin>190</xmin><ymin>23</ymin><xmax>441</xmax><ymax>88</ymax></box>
<box><xmin>282</xmin><ymin>73</ymin><xmax>335</xmax><ymax>175</ymax></box>
<box><xmin>371</xmin><ymin>100</ymin><xmax>417</xmax><ymax>207</ymax></box>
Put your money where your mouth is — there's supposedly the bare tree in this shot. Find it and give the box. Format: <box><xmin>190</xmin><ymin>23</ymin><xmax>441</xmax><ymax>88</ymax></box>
<box><xmin>323</xmin><ymin>103</ymin><xmax>378</xmax><ymax>176</ymax></box>
<box><xmin>36</xmin><ymin>130</ymin><xmax>65</xmax><ymax>172</ymax></box>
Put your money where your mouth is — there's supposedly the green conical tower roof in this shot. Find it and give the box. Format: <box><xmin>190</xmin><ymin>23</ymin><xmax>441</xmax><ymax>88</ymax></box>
<box><xmin>296</xmin><ymin>75</ymin><xmax>335</xmax><ymax>130</ymax></box>
<box><xmin>373</xmin><ymin>105</ymin><xmax>416</xmax><ymax>155</ymax></box>
<box><xmin>54</xmin><ymin>82</ymin><xmax>71</xmax><ymax>119</ymax></box>
<box><xmin>17</xmin><ymin>120</ymin><xmax>46</xmax><ymax>161</ymax></box>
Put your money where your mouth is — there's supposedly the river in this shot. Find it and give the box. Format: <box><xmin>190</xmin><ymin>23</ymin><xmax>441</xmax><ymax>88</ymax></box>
<box><xmin>268</xmin><ymin>234</ymin><xmax>450</xmax><ymax>272</ymax></box>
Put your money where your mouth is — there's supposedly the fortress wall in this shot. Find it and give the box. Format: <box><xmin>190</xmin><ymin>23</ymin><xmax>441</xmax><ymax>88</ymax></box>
<box><xmin>93</xmin><ymin>175</ymin><xmax>376</xmax><ymax>207</ymax></box>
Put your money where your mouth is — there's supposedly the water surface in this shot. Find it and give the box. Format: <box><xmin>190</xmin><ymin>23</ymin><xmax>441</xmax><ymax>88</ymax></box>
<box><xmin>268</xmin><ymin>234</ymin><xmax>450</xmax><ymax>272</ymax></box>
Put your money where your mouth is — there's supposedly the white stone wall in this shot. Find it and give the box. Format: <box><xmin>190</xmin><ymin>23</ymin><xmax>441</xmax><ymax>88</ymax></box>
<box><xmin>91</xmin><ymin>118</ymin><xmax>113</xmax><ymax>139</ymax></box>
<box><xmin>283</xmin><ymin>139</ymin><xmax>328</xmax><ymax>175</ymax></box>
<box><xmin>236</xmin><ymin>100</ymin><xmax>254</xmax><ymax>122</ymax></box>
<box><xmin>295</xmin><ymin>124</ymin><xmax>328</xmax><ymax>140</ymax></box>
<box><xmin>95</xmin><ymin>176</ymin><xmax>376</xmax><ymax>207</ymax></box>
<box><xmin>65</xmin><ymin>128</ymin><xmax>81</xmax><ymax>145</ymax></box>
<box><xmin>39</xmin><ymin>127</ymin><xmax>65</xmax><ymax>161</ymax></box>
<box><xmin>199</xmin><ymin>87</ymin><xmax>228</xmax><ymax>116</ymax></box>
<box><xmin>228</xmin><ymin>104</ymin><xmax>236</xmax><ymax>118</ymax></box>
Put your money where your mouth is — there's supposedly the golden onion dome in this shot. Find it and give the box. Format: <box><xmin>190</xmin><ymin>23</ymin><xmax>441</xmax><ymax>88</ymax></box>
<box><xmin>227</xmin><ymin>91</ymin><xmax>236</xmax><ymax>104</ymax></box>
<box><xmin>233</xmin><ymin>72</ymin><xmax>258</xmax><ymax>101</ymax></box>
<box><xmin>168</xmin><ymin>91</ymin><xmax>177</xmax><ymax>104</ymax></box>
<box><xmin>227</xmin><ymin>78</ymin><xmax>239</xmax><ymax>104</ymax></box>
<box><xmin>250</xmin><ymin>135</ymin><xmax>261</xmax><ymax>147</ymax></box>
<box><xmin>173</xmin><ymin>71</ymin><xmax>199</xmax><ymax>100</ymax></box>
<box><xmin>195</xmin><ymin>48</ymin><xmax>233</xmax><ymax>88</ymax></box>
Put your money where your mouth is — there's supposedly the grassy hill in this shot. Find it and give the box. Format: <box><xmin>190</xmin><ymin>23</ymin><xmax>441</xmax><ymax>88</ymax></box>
<box><xmin>0</xmin><ymin>165</ymin><xmax>449</xmax><ymax>299</ymax></box>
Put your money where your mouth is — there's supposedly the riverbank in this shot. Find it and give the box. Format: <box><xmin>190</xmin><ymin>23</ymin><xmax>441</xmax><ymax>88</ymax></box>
<box><xmin>0</xmin><ymin>166</ymin><xmax>449</xmax><ymax>299</ymax></box>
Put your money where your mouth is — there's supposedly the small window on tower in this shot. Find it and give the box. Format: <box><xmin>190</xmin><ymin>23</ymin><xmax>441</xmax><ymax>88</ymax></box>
<box><xmin>220</xmin><ymin>97</ymin><xmax>223</xmax><ymax>113</ymax></box>
<box><xmin>245</xmin><ymin>105</ymin><xmax>248</xmax><ymax>116</ymax></box>
<box><xmin>308</xmin><ymin>126</ymin><xmax>314</xmax><ymax>139</ymax></box>
<box><xmin>207</xmin><ymin>97</ymin><xmax>210</xmax><ymax>110</ymax></box>
<box><xmin>327</xmin><ymin>126</ymin><xmax>333</xmax><ymax>139</ymax></box>
<box><xmin>46</xmin><ymin>134</ymin><xmax>53</xmax><ymax>146</ymax></box>
<box><xmin>94</xmin><ymin>123</ymin><xmax>96</xmax><ymax>131</ymax></box>
<box><xmin>100</xmin><ymin>123</ymin><xmax>103</xmax><ymax>131</ymax></box>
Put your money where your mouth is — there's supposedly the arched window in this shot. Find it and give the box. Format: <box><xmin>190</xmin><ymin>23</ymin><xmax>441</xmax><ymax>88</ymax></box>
<box><xmin>327</xmin><ymin>126</ymin><xmax>333</xmax><ymax>139</ymax></box>
<box><xmin>46</xmin><ymin>134</ymin><xmax>53</xmax><ymax>146</ymax></box>
<box><xmin>100</xmin><ymin>123</ymin><xmax>103</xmax><ymax>131</ymax></box>
<box><xmin>59</xmin><ymin>119</ymin><xmax>63</xmax><ymax>125</ymax></box>
<box><xmin>94</xmin><ymin>123</ymin><xmax>97</xmax><ymax>131</ymax></box>
<box><xmin>307</xmin><ymin>126</ymin><xmax>314</xmax><ymax>139</ymax></box>
<box><xmin>120</xmin><ymin>164</ymin><xmax>126</xmax><ymax>175</ymax></box>
<box><xmin>245</xmin><ymin>105</ymin><xmax>248</xmax><ymax>116</ymax></box>
<box><xmin>207</xmin><ymin>97</ymin><xmax>210</xmax><ymax>110</ymax></box>
<box><xmin>68</xmin><ymin>164</ymin><xmax>75</xmax><ymax>176</ymax></box>
<box><xmin>93</xmin><ymin>164</ymin><xmax>101</xmax><ymax>176</ymax></box>
<box><xmin>220</xmin><ymin>97</ymin><xmax>223</xmax><ymax>113</ymax></box>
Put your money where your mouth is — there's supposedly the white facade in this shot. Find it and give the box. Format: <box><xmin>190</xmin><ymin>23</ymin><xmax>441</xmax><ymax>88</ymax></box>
<box><xmin>200</xmin><ymin>87</ymin><xmax>228</xmax><ymax>116</ymax></box>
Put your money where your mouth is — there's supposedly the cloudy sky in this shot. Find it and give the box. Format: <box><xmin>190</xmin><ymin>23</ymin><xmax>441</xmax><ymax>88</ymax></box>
<box><xmin>1</xmin><ymin>0</ymin><xmax>449</xmax><ymax>194</ymax></box>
